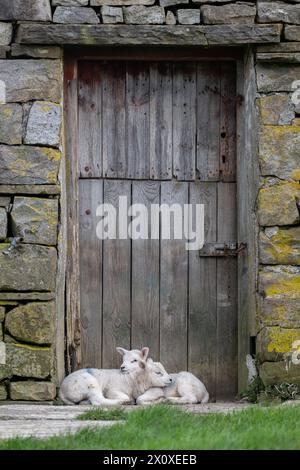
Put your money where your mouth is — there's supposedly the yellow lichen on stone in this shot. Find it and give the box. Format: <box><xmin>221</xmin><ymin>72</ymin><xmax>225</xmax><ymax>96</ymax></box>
<box><xmin>264</xmin><ymin>276</ymin><xmax>300</xmax><ymax>298</ymax></box>
<box><xmin>267</xmin><ymin>328</ymin><xmax>300</xmax><ymax>354</ymax></box>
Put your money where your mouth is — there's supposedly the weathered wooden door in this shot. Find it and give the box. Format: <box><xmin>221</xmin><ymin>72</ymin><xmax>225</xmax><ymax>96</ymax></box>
<box><xmin>77</xmin><ymin>60</ymin><xmax>237</xmax><ymax>400</ymax></box>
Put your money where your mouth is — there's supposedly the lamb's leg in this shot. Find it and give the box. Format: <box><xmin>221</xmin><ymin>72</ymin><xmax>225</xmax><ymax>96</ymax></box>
<box><xmin>106</xmin><ymin>391</ymin><xmax>134</xmax><ymax>405</ymax></box>
<box><xmin>136</xmin><ymin>388</ymin><xmax>166</xmax><ymax>405</ymax></box>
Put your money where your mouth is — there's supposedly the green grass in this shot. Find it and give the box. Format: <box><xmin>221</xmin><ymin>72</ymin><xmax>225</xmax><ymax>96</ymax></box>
<box><xmin>76</xmin><ymin>407</ymin><xmax>127</xmax><ymax>421</ymax></box>
<box><xmin>1</xmin><ymin>404</ymin><xmax>300</xmax><ymax>450</ymax></box>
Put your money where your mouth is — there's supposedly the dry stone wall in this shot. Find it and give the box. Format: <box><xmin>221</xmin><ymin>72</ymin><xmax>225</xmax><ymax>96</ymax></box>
<box><xmin>0</xmin><ymin>0</ymin><xmax>300</xmax><ymax>400</ymax></box>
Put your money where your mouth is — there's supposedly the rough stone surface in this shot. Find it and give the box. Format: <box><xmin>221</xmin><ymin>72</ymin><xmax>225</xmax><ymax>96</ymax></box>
<box><xmin>53</xmin><ymin>7</ymin><xmax>100</xmax><ymax>24</ymax></box>
<box><xmin>177</xmin><ymin>9</ymin><xmax>200</xmax><ymax>25</ymax></box>
<box><xmin>0</xmin><ymin>384</ymin><xmax>7</xmax><ymax>400</ymax></box>
<box><xmin>0</xmin><ymin>45</ymin><xmax>9</xmax><ymax>58</ymax></box>
<box><xmin>259</xmin><ymin>265</ymin><xmax>300</xmax><ymax>301</ymax></box>
<box><xmin>0</xmin><ymin>0</ymin><xmax>52</xmax><ymax>21</ymax></box>
<box><xmin>0</xmin><ymin>60</ymin><xmax>61</xmax><ymax>103</ymax></box>
<box><xmin>101</xmin><ymin>6</ymin><xmax>123</xmax><ymax>24</ymax></box>
<box><xmin>258</xmin><ymin>2</ymin><xmax>300</xmax><ymax>25</ymax></box>
<box><xmin>260</xmin><ymin>361</ymin><xmax>300</xmax><ymax>386</ymax></box>
<box><xmin>166</xmin><ymin>11</ymin><xmax>176</xmax><ymax>25</ymax></box>
<box><xmin>10</xmin><ymin>381</ymin><xmax>56</xmax><ymax>401</ymax></box>
<box><xmin>6</xmin><ymin>302</ymin><xmax>55</xmax><ymax>346</ymax></box>
<box><xmin>25</xmin><ymin>102</ymin><xmax>62</xmax><ymax>147</ymax></box>
<box><xmin>201</xmin><ymin>3</ymin><xmax>256</xmax><ymax>25</ymax></box>
<box><xmin>257</xmin><ymin>94</ymin><xmax>295</xmax><ymax>126</ymax></box>
<box><xmin>258</xmin><ymin>43</ymin><xmax>300</xmax><ymax>54</ymax></box>
<box><xmin>285</xmin><ymin>26</ymin><xmax>300</xmax><ymax>42</ymax></box>
<box><xmin>257</xmin><ymin>181</ymin><xmax>300</xmax><ymax>226</ymax></box>
<box><xmin>203</xmin><ymin>24</ymin><xmax>281</xmax><ymax>45</ymax></box>
<box><xmin>259</xmin><ymin>296</ymin><xmax>300</xmax><ymax>328</ymax></box>
<box><xmin>257</xmin><ymin>64</ymin><xmax>300</xmax><ymax>92</ymax></box>
<box><xmin>260</xmin><ymin>226</ymin><xmax>300</xmax><ymax>265</ymax></box>
<box><xmin>11</xmin><ymin>44</ymin><xmax>62</xmax><ymax>59</ymax></box>
<box><xmin>0</xmin><ymin>208</ymin><xmax>7</xmax><ymax>240</ymax></box>
<box><xmin>0</xmin><ymin>145</ymin><xmax>61</xmax><ymax>185</ymax></box>
<box><xmin>0</xmin><ymin>196</ymin><xmax>11</xmax><ymax>209</ymax></box>
<box><xmin>160</xmin><ymin>0</ymin><xmax>188</xmax><ymax>5</ymax></box>
<box><xmin>0</xmin><ymin>306</ymin><xmax>4</xmax><ymax>322</ymax></box>
<box><xmin>0</xmin><ymin>244</ymin><xmax>57</xmax><ymax>292</ymax></box>
<box><xmin>257</xmin><ymin>327</ymin><xmax>300</xmax><ymax>361</ymax></box>
<box><xmin>91</xmin><ymin>0</ymin><xmax>155</xmax><ymax>4</ymax></box>
<box><xmin>0</xmin><ymin>363</ymin><xmax>11</xmax><ymax>381</ymax></box>
<box><xmin>256</xmin><ymin>52</ymin><xmax>300</xmax><ymax>64</ymax></box>
<box><xmin>0</xmin><ymin>22</ymin><xmax>12</xmax><ymax>46</ymax></box>
<box><xmin>53</xmin><ymin>0</ymin><xmax>88</xmax><ymax>5</ymax></box>
<box><xmin>11</xmin><ymin>197</ymin><xmax>58</xmax><ymax>246</ymax></box>
<box><xmin>5</xmin><ymin>343</ymin><xmax>53</xmax><ymax>379</ymax></box>
<box><xmin>259</xmin><ymin>126</ymin><xmax>300</xmax><ymax>180</ymax></box>
<box><xmin>0</xmin><ymin>104</ymin><xmax>23</xmax><ymax>145</ymax></box>
<box><xmin>124</xmin><ymin>6</ymin><xmax>165</xmax><ymax>24</ymax></box>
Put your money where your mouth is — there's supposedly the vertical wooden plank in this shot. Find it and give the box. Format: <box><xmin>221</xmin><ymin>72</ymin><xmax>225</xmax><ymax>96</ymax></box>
<box><xmin>131</xmin><ymin>181</ymin><xmax>160</xmax><ymax>358</ymax></box>
<box><xmin>160</xmin><ymin>181</ymin><xmax>188</xmax><ymax>372</ymax></box>
<box><xmin>216</xmin><ymin>182</ymin><xmax>238</xmax><ymax>399</ymax></box>
<box><xmin>79</xmin><ymin>180</ymin><xmax>103</xmax><ymax>369</ymax></box>
<box><xmin>102</xmin><ymin>180</ymin><xmax>131</xmax><ymax>368</ymax></box>
<box><xmin>196</xmin><ymin>63</ymin><xmax>221</xmax><ymax>182</ymax></box>
<box><xmin>149</xmin><ymin>63</ymin><xmax>173</xmax><ymax>180</ymax></box>
<box><xmin>126</xmin><ymin>62</ymin><xmax>150</xmax><ymax>179</ymax></box>
<box><xmin>102</xmin><ymin>62</ymin><xmax>126</xmax><ymax>179</ymax></box>
<box><xmin>188</xmin><ymin>182</ymin><xmax>217</xmax><ymax>401</ymax></box>
<box><xmin>173</xmin><ymin>62</ymin><xmax>196</xmax><ymax>181</ymax></box>
<box><xmin>220</xmin><ymin>62</ymin><xmax>237</xmax><ymax>182</ymax></box>
<box><xmin>78</xmin><ymin>61</ymin><xmax>102</xmax><ymax>178</ymax></box>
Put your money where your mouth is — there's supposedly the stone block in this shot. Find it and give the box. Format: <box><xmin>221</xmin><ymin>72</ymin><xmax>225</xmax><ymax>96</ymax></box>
<box><xmin>53</xmin><ymin>7</ymin><xmax>100</xmax><ymax>24</ymax></box>
<box><xmin>166</xmin><ymin>11</ymin><xmax>176</xmax><ymax>25</ymax></box>
<box><xmin>0</xmin><ymin>145</ymin><xmax>61</xmax><ymax>185</ymax></box>
<box><xmin>0</xmin><ymin>0</ymin><xmax>52</xmax><ymax>21</ymax></box>
<box><xmin>0</xmin><ymin>306</ymin><xmax>4</xmax><ymax>322</ymax></box>
<box><xmin>201</xmin><ymin>3</ymin><xmax>256</xmax><ymax>25</ymax></box>
<box><xmin>259</xmin><ymin>126</ymin><xmax>300</xmax><ymax>180</ymax></box>
<box><xmin>0</xmin><ymin>384</ymin><xmax>7</xmax><ymax>400</ymax></box>
<box><xmin>6</xmin><ymin>343</ymin><xmax>53</xmax><ymax>379</ymax></box>
<box><xmin>160</xmin><ymin>0</ymin><xmax>188</xmax><ymax>5</ymax></box>
<box><xmin>0</xmin><ymin>244</ymin><xmax>57</xmax><ymax>292</ymax></box>
<box><xmin>91</xmin><ymin>0</ymin><xmax>155</xmax><ymax>4</ymax></box>
<box><xmin>10</xmin><ymin>381</ymin><xmax>56</xmax><ymax>401</ymax></box>
<box><xmin>11</xmin><ymin>197</ymin><xmax>58</xmax><ymax>246</ymax></box>
<box><xmin>11</xmin><ymin>45</ymin><xmax>62</xmax><ymax>59</ymax></box>
<box><xmin>257</xmin><ymin>181</ymin><xmax>300</xmax><ymax>226</ymax></box>
<box><xmin>257</xmin><ymin>64</ymin><xmax>300</xmax><ymax>92</ymax></box>
<box><xmin>0</xmin><ymin>104</ymin><xmax>23</xmax><ymax>145</ymax></box>
<box><xmin>24</xmin><ymin>102</ymin><xmax>62</xmax><ymax>148</ymax></box>
<box><xmin>260</xmin><ymin>226</ymin><xmax>300</xmax><ymax>265</ymax></box>
<box><xmin>260</xmin><ymin>361</ymin><xmax>300</xmax><ymax>386</ymax></box>
<box><xmin>177</xmin><ymin>9</ymin><xmax>200</xmax><ymax>25</ymax></box>
<box><xmin>123</xmin><ymin>6</ymin><xmax>165</xmax><ymax>24</ymax></box>
<box><xmin>257</xmin><ymin>327</ymin><xmax>300</xmax><ymax>361</ymax></box>
<box><xmin>53</xmin><ymin>0</ymin><xmax>88</xmax><ymax>5</ymax></box>
<box><xmin>285</xmin><ymin>26</ymin><xmax>300</xmax><ymax>42</ymax></box>
<box><xmin>101</xmin><ymin>6</ymin><xmax>123</xmax><ymax>24</ymax></box>
<box><xmin>257</xmin><ymin>94</ymin><xmax>294</xmax><ymax>126</ymax></box>
<box><xmin>0</xmin><ymin>208</ymin><xmax>7</xmax><ymax>240</ymax></box>
<box><xmin>258</xmin><ymin>295</ymin><xmax>300</xmax><ymax>328</ymax></box>
<box><xmin>0</xmin><ymin>22</ymin><xmax>12</xmax><ymax>46</ymax></box>
<box><xmin>5</xmin><ymin>302</ymin><xmax>55</xmax><ymax>345</ymax></box>
<box><xmin>259</xmin><ymin>265</ymin><xmax>300</xmax><ymax>300</ymax></box>
<box><xmin>0</xmin><ymin>60</ymin><xmax>61</xmax><ymax>103</ymax></box>
<box><xmin>258</xmin><ymin>2</ymin><xmax>300</xmax><ymax>25</ymax></box>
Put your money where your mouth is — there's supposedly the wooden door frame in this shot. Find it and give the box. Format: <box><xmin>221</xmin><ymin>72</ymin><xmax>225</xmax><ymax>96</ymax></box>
<box><xmin>63</xmin><ymin>46</ymin><xmax>258</xmax><ymax>392</ymax></box>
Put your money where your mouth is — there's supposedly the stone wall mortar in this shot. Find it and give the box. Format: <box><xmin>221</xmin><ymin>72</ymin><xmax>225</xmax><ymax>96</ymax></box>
<box><xmin>0</xmin><ymin>0</ymin><xmax>300</xmax><ymax>399</ymax></box>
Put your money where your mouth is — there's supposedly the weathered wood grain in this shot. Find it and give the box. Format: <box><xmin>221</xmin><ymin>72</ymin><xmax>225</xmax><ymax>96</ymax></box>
<box><xmin>196</xmin><ymin>63</ymin><xmax>220</xmax><ymax>181</ymax></box>
<box><xmin>102</xmin><ymin>180</ymin><xmax>131</xmax><ymax>368</ymax></box>
<box><xmin>78</xmin><ymin>61</ymin><xmax>102</xmax><ymax>178</ymax></box>
<box><xmin>79</xmin><ymin>179</ymin><xmax>103</xmax><ymax>369</ymax></box>
<box><xmin>188</xmin><ymin>182</ymin><xmax>217</xmax><ymax>401</ymax></box>
<box><xmin>126</xmin><ymin>62</ymin><xmax>150</xmax><ymax>179</ymax></box>
<box><xmin>149</xmin><ymin>63</ymin><xmax>173</xmax><ymax>180</ymax></box>
<box><xmin>216</xmin><ymin>182</ymin><xmax>238</xmax><ymax>400</ymax></box>
<box><xmin>131</xmin><ymin>181</ymin><xmax>160</xmax><ymax>357</ymax></box>
<box><xmin>102</xmin><ymin>62</ymin><xmax>126</xmax><ymax>179</ymax></box>
<box><xmin>160</xmin><ymin>181</ymin><xmax>188</xmax><ymax>372</ymax></box>
<box><xmin>173</xmin><ymin>63</ymin><xmax>196</xmax><ymax>181</ymax></box>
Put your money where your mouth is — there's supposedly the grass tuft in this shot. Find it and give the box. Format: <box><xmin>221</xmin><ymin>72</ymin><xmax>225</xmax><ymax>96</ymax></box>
<box><xmin>76</xmin><ymin>407</ymin><xmax>127</xmax><ymax>421</ymax></box>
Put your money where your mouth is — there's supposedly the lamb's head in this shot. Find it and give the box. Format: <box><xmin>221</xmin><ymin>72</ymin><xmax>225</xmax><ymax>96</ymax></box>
<box><xmin>146</xmin><ymin>359</ymin><xmax>173</xmax><ymax>387</ymax></box>
<box><xmin>117</xmin><ymin>347</ymin><xmax>149</xmax><ymax>375</ymax></box>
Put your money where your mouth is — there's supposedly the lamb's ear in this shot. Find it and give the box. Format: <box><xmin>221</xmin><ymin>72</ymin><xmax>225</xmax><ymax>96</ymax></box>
<box><xmin>140</xmin><ymin>347</ymin><xmax>149</xmax><ymax>361</ymax></box>
<box><xmin>116</xmin><ymin>347</ymin><xmax>128</xmax><ymax>356</ymax></box>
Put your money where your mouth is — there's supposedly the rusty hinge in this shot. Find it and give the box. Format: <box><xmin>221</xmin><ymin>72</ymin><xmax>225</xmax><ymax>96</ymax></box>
<box><xmin>198</xmin><ymin>242</ymin><xmax>247</xmax><ymax>257</ymax></box>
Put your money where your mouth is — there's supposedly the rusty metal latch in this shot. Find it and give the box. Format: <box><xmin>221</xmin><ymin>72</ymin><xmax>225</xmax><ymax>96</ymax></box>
<box><xmin>198</xmin><ymin>242</ymin><xmax>247</xmax><ymax>257</ymax></box>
